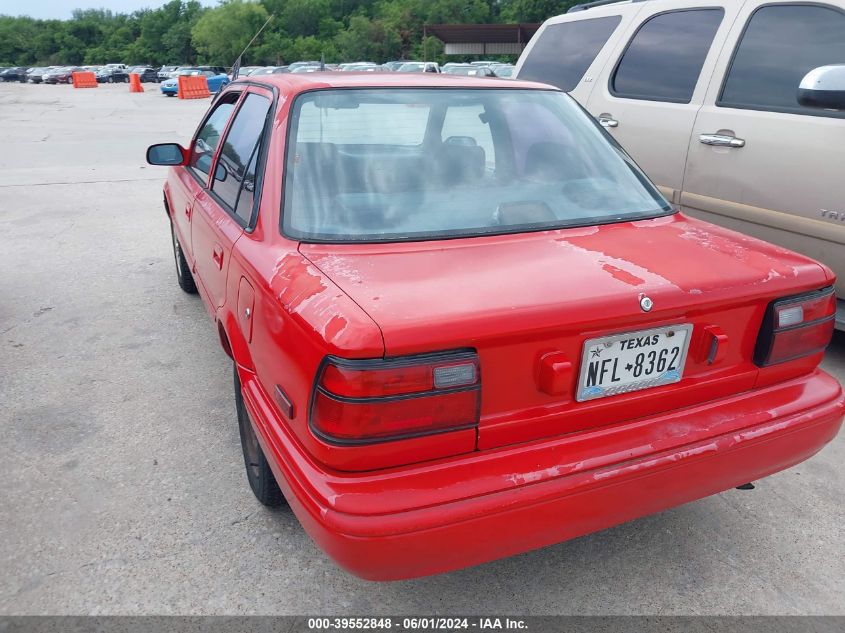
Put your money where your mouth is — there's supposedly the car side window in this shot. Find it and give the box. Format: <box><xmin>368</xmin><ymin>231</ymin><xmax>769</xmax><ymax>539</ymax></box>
<box><xmin>719</xmin><ymin>4</ymin><xmax>845</xmax><ymax>116</ymax></box>
<box><xmin>518</xmin><ymin>16</ymin><xmax>622</xmax><ymax>92</ymax></box>
<box><xmin>611</xmin><ymin>9</ymin><xmax>724</xmax><ymax>103</ymax></box>
<box><xmin>211</xmin><ymin>92</ymin><xmax>272</xmax><ymax>224</ymax></box>
<box><xmin>189</xmin><ymin>95</ymin><xmax>238</xmax><ymax>179</ymax></box>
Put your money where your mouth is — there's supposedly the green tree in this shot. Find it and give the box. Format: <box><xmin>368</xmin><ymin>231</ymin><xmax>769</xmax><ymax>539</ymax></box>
<box><xmin>191</xmin><ymin>0</ymin><xmax>270</xmax><ymax>65</ymax></box>
<box><xmin>500</xmin><ymin>0</ymin><xmax>578</xmax><ymax>22</ymax></box>
<box><xmin>335</xmin><ymin>15</ymin><xmax>402</xmax><ymax>62</ymax></box>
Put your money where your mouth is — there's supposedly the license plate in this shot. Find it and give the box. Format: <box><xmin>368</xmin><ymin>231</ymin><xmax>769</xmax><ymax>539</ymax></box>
<box><xmin>576</xmin><ymin>324</ymin><xmax>693</xmax><ymax>402</ymax></box>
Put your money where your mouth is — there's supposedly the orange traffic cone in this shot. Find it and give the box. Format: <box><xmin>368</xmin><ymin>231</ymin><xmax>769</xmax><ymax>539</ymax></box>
<box><xmin>129</xmin><ymin>73</ymin><xmax>144</xmax><ymax>93</ymax></box>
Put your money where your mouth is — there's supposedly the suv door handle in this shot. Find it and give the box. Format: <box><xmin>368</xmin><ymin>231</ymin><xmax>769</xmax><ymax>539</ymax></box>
<box><xmin>597</xmin><ymin>115</ymin><xmax>618</xmax><ymax>128</ymax></box>
<box><xmin>699</xmin><ymin>133</ymin><xmax>745</xmax><ymax>148</ymax></box>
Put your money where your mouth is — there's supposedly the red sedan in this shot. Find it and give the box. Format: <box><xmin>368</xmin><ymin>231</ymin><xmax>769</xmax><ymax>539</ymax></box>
<box><xmin>147</xmin><ymin>73</ymin><xmax>843</xmax><ymax>580</ymax></box>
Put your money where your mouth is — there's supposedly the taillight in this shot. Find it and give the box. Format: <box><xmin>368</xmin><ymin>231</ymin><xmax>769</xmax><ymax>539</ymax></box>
<box><xmin>754</xmin><ymin>287</ymin><xmax>836</xmax><ymax>366</ymax></box>
<box><xmin>310</xmin><ymin>351</ymin><xmax>480</xmax><ymax>443</ymax></box>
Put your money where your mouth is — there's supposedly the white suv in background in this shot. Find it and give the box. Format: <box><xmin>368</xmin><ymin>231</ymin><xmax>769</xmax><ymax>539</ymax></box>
<box><xmin>516</xmin><ymin>0</ymin><xmax>845</xmax><ymax>327</ymax></box>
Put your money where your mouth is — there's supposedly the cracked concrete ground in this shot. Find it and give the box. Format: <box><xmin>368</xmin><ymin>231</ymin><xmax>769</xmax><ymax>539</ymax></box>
<box><xmin>0</xmin><ymin>83</ymin><xmax>843</xmax><ymax>615</ymax></box>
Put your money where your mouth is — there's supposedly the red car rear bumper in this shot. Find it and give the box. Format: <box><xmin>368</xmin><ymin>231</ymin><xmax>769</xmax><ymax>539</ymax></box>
<box><xmin>241</xmin><ymin>368</ymin><xmax>843</xmax><ymax>581</ymax></box>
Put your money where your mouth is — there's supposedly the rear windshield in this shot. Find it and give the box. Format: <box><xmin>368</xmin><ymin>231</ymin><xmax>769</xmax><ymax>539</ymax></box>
<box><xmin>282</xmin><ymin>88</ymin><xmax>671</xmax><ymax>242</ymax></box>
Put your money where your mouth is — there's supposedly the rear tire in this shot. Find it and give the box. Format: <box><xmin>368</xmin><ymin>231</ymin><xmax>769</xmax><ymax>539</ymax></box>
<box><xmin>169</xmin><ymin>222</ymin><xmax>197</xmax><ymax>294</ymax></box>
<box><xmin>234</xmin><ymin>365</ymin><xmax>285</xmax><ymax>507</ymax></box>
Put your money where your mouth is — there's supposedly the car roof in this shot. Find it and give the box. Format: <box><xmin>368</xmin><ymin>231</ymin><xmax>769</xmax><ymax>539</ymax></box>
<box><xmin>229</xmin><ymin>72</ymin><xmax>555</xmax><ymax>93</ymax></box>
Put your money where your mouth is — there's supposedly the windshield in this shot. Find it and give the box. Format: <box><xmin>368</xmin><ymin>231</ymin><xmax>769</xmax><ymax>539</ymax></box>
<box><xmin>283</xmin><ymin>88</ymin><xmax>671</xmax><ymax>242</ymax></box>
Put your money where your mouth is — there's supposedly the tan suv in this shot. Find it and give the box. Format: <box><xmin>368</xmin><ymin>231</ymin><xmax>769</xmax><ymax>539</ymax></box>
<box><xmin>516</xmin><ymin>0</ymin><xmax>845</xmax><ymax>328</ymax></box>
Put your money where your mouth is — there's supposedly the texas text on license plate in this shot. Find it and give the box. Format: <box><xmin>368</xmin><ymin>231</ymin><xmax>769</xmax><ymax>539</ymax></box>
<box><xmin>576</xmin><ymin>324</ymin><xmax>694</xmax><ymax>402</ymax></box>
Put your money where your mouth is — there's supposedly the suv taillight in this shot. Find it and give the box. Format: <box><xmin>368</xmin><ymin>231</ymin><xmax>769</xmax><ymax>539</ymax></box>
<box><xmin>754</xmin><ymin>287</ymin><xmax>836</xmax><ymax>366</ymax></box>
<box><xmin>310</xmin><ymin>351</ymin><xmax>480</xmax><ymax>443</ymax></box>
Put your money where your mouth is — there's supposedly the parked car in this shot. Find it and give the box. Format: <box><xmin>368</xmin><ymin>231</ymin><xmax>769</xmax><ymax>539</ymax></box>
<box><xmin>338</xmin><ymin>62</ymin><xmax>375</xmax><ymax>71</ymax></box>
<box><xmin>199</xmin><ymin>65</ymin><xmax>228</xmax><ymax>76</ymax></box>
<box><xmin>44</xmin><ymin>67</ymin><xmax>84</xmax><ymax>84</ymax></box>
<box><xmin>96</xmin><ymin>68</ymin><xmax>129</xmax><ymax>83</ymax></box>
<box><xmin>516</xmin><ymin>0</ymin><xmax>845</xmax><ymax>328</ymax></box>
<box><xmin>237</xmin><ymin>66</ymin><xmax>263</xmax><ymax>77</ymax></box>
<box><xmin>249</xmin><ymin>66</ymin><xmax>290</xmax><ymax>76</ymax></box>
<box><xmin>26</xmin><ymin>67</ymin><xmax>49</xmax><ymax>83</ymax></box>
<box><xmin>159</xmin><ymin>68</ymin><xmax>230</xmax><ymax>96</ymax></box>
<box><xmin>341</xmin><ymin>63</ymin><xmax>388</xmax><ymax>73</ymax></box>
<box><xmin>397</xmin><ymin>61</ymin><xmax>441</xmax><ymax>73</ymax></box>
<box><xmin>146</xmin><ymin>72</ymin><xmax>843</xmax><ymax>580</ymax></box>
<box><xmin>130</xmin><ymin>67</ymin><xmax>159</xmax><ymax>83</ymax></box>
<box><xmin>442</xmin><ymin>64</ymin><xmax>496</xmax><ymax>77</ymax></box>
<box><xmin>0</xmin><ymin>67</ymin><xmax>29</xmax><ymax>82</ymax></box>
<box><xmin>384</xmin><ymin>60</ymin><xmax>412</xmax><ymax>71</ymax></box>
<box><xmin>157</xmin><ymin>65</ymin><xmax>179</xmax><ymax>82</ymax></box>
<box><xmin>288</xmin><ymin>61</ymin><xmax>321</xmax><ymax>71</ymax></box>
<box><xmin>290</xmin><ymin>66</ymin><xmax>327</xmax><ymax>74</ymax></box>
<box><xmin>491</xmin><ymin>63</ymin><xmax>515</xmax><ymax>78</ymax></box>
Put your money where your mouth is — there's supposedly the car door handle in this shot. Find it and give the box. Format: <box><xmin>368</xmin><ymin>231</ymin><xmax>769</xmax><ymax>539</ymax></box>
<box><xmin>185</xmin><ymin>204</ymin><xmax>192</xmax><ymax>220</ymax></box>
<box><xmin>699</xmin><ymin>133</ymin><xmax>745</xmax><ymax>148</ymax></box>
<box><xmin>597</xmin><ymin>115</ymin><xmax>618</xmax><ymax>128</ymax></box>
<box><xmin>212</xmin><ymin>245</ymin><xmax>224</xmax><ymax>269</ymax></box>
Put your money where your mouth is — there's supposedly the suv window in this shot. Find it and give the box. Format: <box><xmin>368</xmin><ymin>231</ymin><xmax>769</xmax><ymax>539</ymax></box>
<box><xmin>719</xmin><ymin>4</ymin><xmax>845</xmax><ymax>115</ymax></box>
<box><xmin>212</xmin><ymin>92</ymin><xmax>272</xmax><ymax>223</ymax></box>
<box><xmin>189</xmin><ymin>95</ymin><xmax>238</xmax><ymax>178</ymax></box>
<box><xmin>518</xmin><ymin>16</ymin><xmax>622</xmax><ymax>92</ymax></box>
<box><xmin>612</xmin><ymin>9</ymin><xmax>724</xmax><ymax>103</ymax></box>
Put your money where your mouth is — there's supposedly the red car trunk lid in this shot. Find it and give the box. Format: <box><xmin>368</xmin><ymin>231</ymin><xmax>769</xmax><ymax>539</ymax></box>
<box><xmin>300</xmin><ymin>214</ymin><xmax>830</xmax><ymax>448</ymax></box>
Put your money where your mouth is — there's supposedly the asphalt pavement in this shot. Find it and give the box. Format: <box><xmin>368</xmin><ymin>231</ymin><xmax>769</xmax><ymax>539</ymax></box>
<box><xmin>0</xmin><ymin>83</ymin><xmax>843</xmax><ymax>615</ymax></box>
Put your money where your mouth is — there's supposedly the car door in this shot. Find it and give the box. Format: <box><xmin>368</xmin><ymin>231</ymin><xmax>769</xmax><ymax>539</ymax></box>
<box><xmin>191</xmin><ymin>87</ymin><xmax>274</xmax><ymax>312</ymax></box>
<box><xmin>682</xmin><ymin>1</ymin><xmax>845</xmax><ymax>311</ymax></box>
<box><xmin>585</xmin><ymin>1</ymin><xmax>743</xmax><ymax>203</ymax></box>
<box><xmin>169</xmin><ymin>94</ymin><xmax>238</xmax><ymax>287</ymax></box>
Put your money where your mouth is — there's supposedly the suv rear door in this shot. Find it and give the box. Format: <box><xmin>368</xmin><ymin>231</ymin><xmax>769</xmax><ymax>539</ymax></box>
<box><xmin>681</xmin><ymin>1</ymin><xmax>845</xmax><ymax>324</ymax></box>
<box><xmin>585</xmin><ymin>1</ymin><xmax>743</xmax><ymax>203</ymax></box>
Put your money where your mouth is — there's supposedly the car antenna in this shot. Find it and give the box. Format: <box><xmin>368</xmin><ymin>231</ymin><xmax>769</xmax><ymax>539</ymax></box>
<box><xmin>231</xmin><ymin>13</ymin><xmax>274</xmax><ymax>80</ymax></box>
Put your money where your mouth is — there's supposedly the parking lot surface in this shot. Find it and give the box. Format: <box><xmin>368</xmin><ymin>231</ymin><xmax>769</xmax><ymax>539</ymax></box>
<box><xmin>1</xmin><ymin>83</ymin><xmax>843</xmax><ymax>615</ymax></box>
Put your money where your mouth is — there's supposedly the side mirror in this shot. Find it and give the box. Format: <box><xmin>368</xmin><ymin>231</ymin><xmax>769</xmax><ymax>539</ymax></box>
<box><xmin>798</xmin><ymin>64</ymin><xmax>845</xmax><ymax>110</ymax></box>
<box><xmin>147</xmin><ymin>143</ymin><xmax>187</xmax><ymax>166</ymax></box>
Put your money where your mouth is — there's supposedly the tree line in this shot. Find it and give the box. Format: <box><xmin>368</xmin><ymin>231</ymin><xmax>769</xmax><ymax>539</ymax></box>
<box><xmin>0</xmin><ymin>0</ymin><xmax>580</xmax><ymax>67</ymax></box>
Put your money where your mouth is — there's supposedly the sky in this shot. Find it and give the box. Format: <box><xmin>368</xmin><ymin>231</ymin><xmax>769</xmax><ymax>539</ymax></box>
<box><xmin>0</xmin><ymin>0</ymin><xmax>217</xmax><ymax>19</ymax></box>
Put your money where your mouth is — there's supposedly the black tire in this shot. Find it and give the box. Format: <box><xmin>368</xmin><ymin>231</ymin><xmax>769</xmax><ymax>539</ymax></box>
<box><xmin>109</xmin><ymin>76</ymin><xmax>114</xmax><ymax>83</ymax></box>
<box><xmin>234</xmin><ymin>365</ymin><xmax>285</xmax><ymax>507</ymax></box>
<box><xmin>169</xmin><ymin>222</ymin><xmax>197</xmax><ymax>294</ymax></box>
